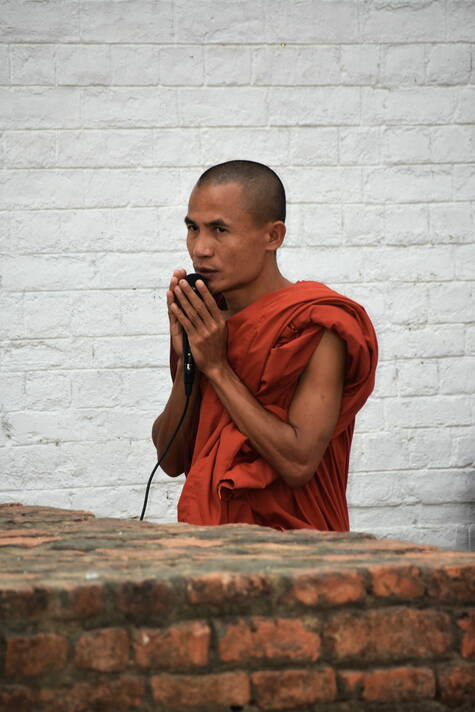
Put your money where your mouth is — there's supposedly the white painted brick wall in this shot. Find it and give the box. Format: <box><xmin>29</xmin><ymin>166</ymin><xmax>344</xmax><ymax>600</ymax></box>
<box><xmin>0</xmin><ymin>0</ymin><xmax>473</xmax><ymax>550</ymax></box>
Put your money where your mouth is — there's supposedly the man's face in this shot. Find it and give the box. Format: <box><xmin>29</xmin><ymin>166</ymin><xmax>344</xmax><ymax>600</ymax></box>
<box><xmin>185</xmin><ymin>181</ymin><xmax>271</xmax><ymax>296</ymax></box>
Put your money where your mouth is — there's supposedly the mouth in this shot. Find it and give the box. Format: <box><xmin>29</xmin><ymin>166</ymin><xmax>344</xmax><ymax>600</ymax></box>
<box><xmin>194</xmin><ymin>267</ymin><xmax>218</xmax><ymax>276</ymax></box>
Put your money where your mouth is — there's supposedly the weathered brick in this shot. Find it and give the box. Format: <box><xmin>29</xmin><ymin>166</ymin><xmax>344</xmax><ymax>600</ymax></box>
<box><xmin>0</xmin><ymin>686</ymin><xmax>34</xmax><ymax>712</ymax></box>
<box><xmin>175</xmin><ymin>0</ymin><xmax>265</xmax><ymax>42</ymax></box>
<box><xmin>288</xmin><ymin>569</ymin><xmax>366</xmax><ymax>606</ymax></box>
<box><xmin>266</xmin><ymin>0</ymin><xmax>358</xmax><ymax>42</ymax></box>
<box><xmin>427</xmin><ymin>564</ymin><xmax>475</xmax><ymax>602</ymax></box>
<box><xmin>205</xmin><ymin>45</ymin><xmax>252</xmax><ymax>86</ymax></box>
<box><xmin>426</xmin><ymin>44</ymin><xmax>471</xmax><ymax>85</ymax></box>
<box><xmin>361</xmin><ymin>0</ymin><xmax>445</xmax><ymax>41</ymax></box>
<box><xmin>61</xmin><ymin>585</ymin><xmax>102</xmax><ymax>619</ymax></box>
<box><xmin>447</xmin><ymin>0</ymin><xmax>475</xmax><ymax>40</ymax></box>
<box><xmin>251</xmin><ymin>668</ymin><xmax>336</xmax><ymax>709</ymax></box>
<box><xmin>5</xmin><ymin>633</ymin><xmax>68</xmax><ymax>677</ymax></box>
<box><xmin>110</xmin><ymin>45</ymin><xmax>159</xmax><ymax>86</ymax></box>
<box><xmin>82</xmin><ymin>87</ymin><xmax>178</xmax><ymax>129</ymax></box>
<box><xmin>74</xmin><ymin>628</ymin><xmax>129</xmax><ymax>672</ymax></box>
<box><xmin>325</xmin><ymin>608</ymin><xmax>452</xmax><ymax>662</ymax></box>
<box><xmin>438</xmin><ymin>663</ymin><xmax>475</xmax><ymax>706</ymax></box>
<box><xmin>116</xmin><ymin>579</ymin><xmax>174</xmax><ymax>617</ymax></box>
<box><xmin>178</xmin><ymin>87</ymin><xmax>266</xmax><ymax>127</ymax></box>
<box><xmin>133</xmin><ymin>621</ymin><xmax>210</xmax><ymax>669</ymax></box>
<box><xmin>56</xmin><ymin>45</ymin><xmax>111</xmax><ymax>86</ymax></box>
<box><xmin>339</xmin><ymin>667</ymin><xmax>435</xmax><ymax>702</ymax></box>
<box><xmin>363</xmin><ymin>666</ymin><xmax>435</xmax><ymax>702</ymax></box>
<box><xmin>186</xmin><ymin>572</ymin><xmax>271</xmax><ymax>605</ymax></box>
<box><xmin>216</xmin><ymin>616</ymin><xmax>320</xmax><ymax>663</ymax></box>
<box><xmin>160</xmin><ymin>46</ymin><xmax>203</xmax><ymax>86</ymax></box>
<box><xmin>151</xmin><ymin>672</ymin><xmax>250</xmax><ymax>708</ymax></box>
<box><xmin>253</xmin><ymin>45</ymin><xmax>340</xmax><ymax>86</ymax></box>
<box><xmin>0</xmin><ymin>587</ymin><xmax>53</xmax><ymax>622</ymax></box>
<box><xmin>370</xmin><ymin>565</ymin><xmax>425</xmax><ymax>598</ymax></box>
<box><xmin>268</xmin><ymin>87</ymin><xmax>360</xmax><ymax>126</ymax></box>
<box><xmin>380</xmin><ymin>44</ymin><xmax>425</xmax><ymax>86</ymax></box>
<box><xmin>457</xmin><ymin>611</ymin><xmax>475</xmax><ymax>659</ymax></box>
<box><xmin>39</xmin><ymin>675</ymin><xmax>146</xmax><ymax>712</ymax></box>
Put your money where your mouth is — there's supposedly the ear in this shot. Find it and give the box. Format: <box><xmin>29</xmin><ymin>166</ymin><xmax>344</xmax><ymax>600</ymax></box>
<box><xmin>265</xmin><ymin>221</ymin><xmax>286</xmax><ymax>253</ymax></box>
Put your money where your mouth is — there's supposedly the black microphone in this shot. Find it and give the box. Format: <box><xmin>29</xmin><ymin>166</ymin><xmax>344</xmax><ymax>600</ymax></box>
<box><xmin>180</xmin><ymin>273</ymin><xmax>209</xmax><ymax>396</ymax></box>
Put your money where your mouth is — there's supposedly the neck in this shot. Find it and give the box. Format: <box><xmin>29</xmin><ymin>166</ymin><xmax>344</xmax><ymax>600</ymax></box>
<box><xmin>223</xmin><ymin>264</ymin><xmax>292</xmax><ymax>315</ymax></box>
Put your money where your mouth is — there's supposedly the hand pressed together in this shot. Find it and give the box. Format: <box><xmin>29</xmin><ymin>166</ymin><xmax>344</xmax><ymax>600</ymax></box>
<box><xmin>169</xmin><ymin>275</ymin><xmax>228</xmax><ymax>377</ymax></box>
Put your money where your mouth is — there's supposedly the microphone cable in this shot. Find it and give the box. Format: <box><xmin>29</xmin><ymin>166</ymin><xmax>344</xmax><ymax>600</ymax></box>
<box><xmin>139</xmin><ymin>393</ymin><xmax>191</xmax><ymax>521</ymax></box>
<box><xmin>140</xmin><ymin>273</ymin><xmax>206</xmax><ymax>521</ymax></box>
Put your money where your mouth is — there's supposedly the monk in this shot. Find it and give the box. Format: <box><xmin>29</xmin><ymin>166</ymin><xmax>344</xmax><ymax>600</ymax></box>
<box><xmin>151</xmin><ymin>160</ymin><xmax>378</xmax><ymax>531</ymax></box>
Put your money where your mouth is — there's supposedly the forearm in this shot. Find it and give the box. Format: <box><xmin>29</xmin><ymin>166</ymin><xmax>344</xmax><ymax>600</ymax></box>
<box><xmin>206</xmin><ymin>364</ymin><xmax>328</xmax><ymax>487</ymax></box>
<box><xmin>151</xmin><ymin>361</ymin><xmax>200</xmax><ymax>476</ymax></box>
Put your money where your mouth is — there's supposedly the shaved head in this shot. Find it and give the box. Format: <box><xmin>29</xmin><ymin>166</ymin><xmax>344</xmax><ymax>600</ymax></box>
<box><xmin>195</xmin><ymin>160</ymin><xmax>286</xmax><ymax>225</ymax></box>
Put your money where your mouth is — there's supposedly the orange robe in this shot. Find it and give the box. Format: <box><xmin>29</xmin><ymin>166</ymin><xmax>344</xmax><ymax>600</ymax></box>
<box><xmin>171</xmin><ymin>281</ymin><xmax>378</xmax><ymax>531</ymax></box>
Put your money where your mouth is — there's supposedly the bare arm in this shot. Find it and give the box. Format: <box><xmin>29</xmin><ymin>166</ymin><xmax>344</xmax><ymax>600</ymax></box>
<box><xmin>206</xmin><ymin>329</ymin><xmax>345</xmax><ymax>487</ymax></box>
<box><xmin>171</xmin><ymin>278</ymin><xmax>346</xmax><ymax>487</ymax></box>
<box><xmin>151</xmin><ymin>359</ymin><xmax>200</xmax><ymax>476</ymax></box>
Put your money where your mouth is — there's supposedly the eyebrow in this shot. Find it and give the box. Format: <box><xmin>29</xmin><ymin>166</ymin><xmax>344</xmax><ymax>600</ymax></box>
<box><xmin>184</xmin><ymin>216</ymin><xmax>230</xmax><ymax>229</ymax></box>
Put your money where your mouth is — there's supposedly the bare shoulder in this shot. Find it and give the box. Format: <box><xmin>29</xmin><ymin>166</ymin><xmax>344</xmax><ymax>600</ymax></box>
<box><xmin>289</xmin><ymin>329</ymin><xmax>346</xmax><ymax>425</ymax></box>
<box><xmin>305</xmin><ymin>328</ymin><xmax>346</xmax><ymax>383</ymax></box>
<box><xmin>286</xmin><ymin>329</ymin><xmax>347</xmax><ymax>483</ymax></box>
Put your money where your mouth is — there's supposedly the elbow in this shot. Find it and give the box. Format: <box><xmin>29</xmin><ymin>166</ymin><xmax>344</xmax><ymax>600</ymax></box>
<box><xmin>280</xmin><ymin>464</ymin><xmax>316</xmax><ymax>489</ymax></box>
<box><xmin>156</xmin><ymin>452</ymin><xmax>184</xmax><ymax>478</ymax></box>
<box><xmin>151</xmin><ymin>423</ymin><xmax>184</xmax><ymax>478</ymax></box>
<box><xmin>160</xmin><ymin>464</ymin><xmax>183</xmax><ymax>478</ymax></box>
<box><xmin>279</xmin><ymin>439</ymin><xmax>330</xmax><ymax>488</ymax></box>
<box><xmin>152</xmin><ymin>431</ymin><xmax>184</xmax><ymax>477</ymax></box>
<box><xmin>151</xmin><ymin>416</ymin><xmax>161</xmax><ymax>451</ymax></box>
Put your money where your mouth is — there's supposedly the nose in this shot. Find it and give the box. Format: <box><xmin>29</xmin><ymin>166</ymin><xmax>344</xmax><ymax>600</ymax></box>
<box><xmin>189</xmin><ymin>231</ymin><xmax>214</xmax><ymax>258</ymax></box>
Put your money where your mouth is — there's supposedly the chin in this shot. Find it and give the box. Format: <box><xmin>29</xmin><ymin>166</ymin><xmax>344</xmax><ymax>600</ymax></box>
<box><xmin>212</xmin><ymin>272</ymin><xmax>254</xmax><ymax>296</ymax></box>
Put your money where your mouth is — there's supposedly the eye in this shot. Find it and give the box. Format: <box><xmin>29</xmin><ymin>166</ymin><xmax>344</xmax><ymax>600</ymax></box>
<box><xmin>186</xmin><ymin>223</ymin><xmax>198</xmax><ymax>232</ymax></box>
<box><xmin>215</xmin><ymin>226</ymin><xmax>226</xmax><ymax>233</ymax></box>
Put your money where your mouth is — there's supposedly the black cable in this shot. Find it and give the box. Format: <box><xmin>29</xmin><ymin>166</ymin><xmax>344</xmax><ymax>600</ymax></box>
<box><xmin>139</xmin><ymin>394</ymin><xmax>191</xmax><ymax>521</ymax></box>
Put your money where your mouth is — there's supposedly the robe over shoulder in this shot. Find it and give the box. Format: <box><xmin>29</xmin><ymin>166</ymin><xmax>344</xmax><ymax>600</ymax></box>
<box><xmin>170</xmin><ymin>281</ymin><xmax>378</xmax><ymax>531</ymax></box>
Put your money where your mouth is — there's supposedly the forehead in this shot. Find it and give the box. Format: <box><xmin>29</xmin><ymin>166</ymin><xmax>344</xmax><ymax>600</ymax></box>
<box><xmin>187</xmin><ymin>181</ymin><xmax>252</xmax><ymax>223</ymax></box>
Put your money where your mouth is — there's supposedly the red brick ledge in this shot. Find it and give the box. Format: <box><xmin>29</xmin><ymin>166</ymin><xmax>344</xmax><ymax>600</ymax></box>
<box><xmin>0</xmin><ymin>503</ymin><xmax>474</xmax><ymax>711</ymax></box>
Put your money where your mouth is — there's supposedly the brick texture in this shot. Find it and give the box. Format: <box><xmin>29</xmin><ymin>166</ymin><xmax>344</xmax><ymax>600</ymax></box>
<box><xmin>133</xmin><ymin>621</ymin><xmax>210</xmax><ymax>669</ymax></box>
<box><xmin>325</xmin><ymin>608</ymin><xmax>453</xmax><ymax>662</ymax></box>
<box><xmin>38</xmin><ymin>675</ymin><xmax>146</xmax><ymax>712</ymax></box>
<box><xmin>362</xmin><ymin>666</ymin><xmax>436</xmax><ymax>702</ymax></box>
<box><xmin>1</xmin><ymin>504</ymin><xmax>475</xmax><ymax>710</ymax></box>
<box><xmin>340</xmin><ymin>666</ymin><xmax>436</xmax><ymax>702</ymax></box>
<box><xmin>216</xmin><ymin>616</ymin><xmax>320</xmax><ymax>663</ymax></box>
<box><xmin>0</xmin><ymin>0</ymin><xmax>473</xmax><ymax>553</ymax></box>
<box><xmin>438</xmin><ymin>663</ymin><xmax>475</xmax><ymax>707</ymax></box>
<box><xmin>5</xmin><ymin>633</ymin><xmax>68</xmax><ymax>677</ymax></box>
<box><xmin>150</xmin><ymin>672</ymin><xmax>250</xmax><ymax>708</ymax></box>
<box><xmin>251</xmin><ymin>668</ymin><xmax>337</xmax><ymax>709</ymax></box>
<box><xmin>74</xmin><ymin>628</ymin><xmax>129</xmax><ymax>672</ymax></box>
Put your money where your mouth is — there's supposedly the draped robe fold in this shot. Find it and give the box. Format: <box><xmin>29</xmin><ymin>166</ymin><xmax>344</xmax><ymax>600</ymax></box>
<box><xmin>170</xmin><ymin>280</ymin><xmax>378</xmax><ymax>531</ymax></box>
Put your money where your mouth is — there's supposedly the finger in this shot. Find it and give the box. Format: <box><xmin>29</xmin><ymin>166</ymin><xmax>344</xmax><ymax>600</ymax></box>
<box><xmin>173</xmin><ymin>285</ymin><xmax>200</xmax><ymax>326</ymax></box>
<box><xmin>196</xmin><ymin>279</ymin><xmax>223</xmax><ymax>320</ymax></box>
<box><xmin>176</xmin><ymin>280</ymin><xmax>211</xmax><ymax>326</ymax></box>
<box><xmin>169</xmin><ymin>269</ymin><xmax>187</xmax><ymax>290</ymax></box>
<box><xmin>166</xmin><ymin>289</ymin><xmax>178</xmax><ymax>319</ymax></box>
<box><xmin>170</xmin><ymin>301</ymin><xmax>195</xmax><ymax>333</ymax></box>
